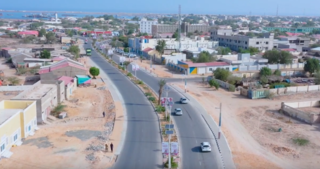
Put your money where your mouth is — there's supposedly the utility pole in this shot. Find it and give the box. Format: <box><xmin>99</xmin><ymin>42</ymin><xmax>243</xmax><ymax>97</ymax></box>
<box><xmin>218</xmin><ymin>103</ymin><xmax>222</xmax><ymax>139</ymax></box>
<box><xmin>184</xmin><ymin>69</ymin><xmax>187</xmax><ymax>93</ymax></box>
<box><xmin>178</xmin><ymin>5</ymin><xmax>181</xmax><ymax>52</ymax></box>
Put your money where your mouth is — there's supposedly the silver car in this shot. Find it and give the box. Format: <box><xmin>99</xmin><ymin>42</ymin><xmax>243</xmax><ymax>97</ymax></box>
<box><xmin>175</xmin><ymin>108</ymin><xmax>183</xmax><ymax>116</ymax></box>
<box><xmin>180</xmin><ymin>98</ymin><xmax>188</xmax><ymax>104</ymax></box>
<box><xmin>200</xmin><ymin>142</ymin><xmax>212</xmax><ymax>152</ymax></box>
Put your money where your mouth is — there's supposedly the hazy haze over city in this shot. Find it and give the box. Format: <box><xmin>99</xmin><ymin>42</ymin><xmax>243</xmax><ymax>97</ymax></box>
<box><xmin>1</xmin><ymin>0</ymin><xmax>320</xmax><ymax>16</ymax></box>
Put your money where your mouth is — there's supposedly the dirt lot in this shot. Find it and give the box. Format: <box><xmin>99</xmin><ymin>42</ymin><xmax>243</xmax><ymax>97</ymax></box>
<box><xmin>171</xmin><ymin>81</ymin><xmax>320</xmax><ymax>169</ymax></box>
<box><xmin>0</xmin><ymin>78</ymin><xmax>120</xmax><ymax>169</ymax></box>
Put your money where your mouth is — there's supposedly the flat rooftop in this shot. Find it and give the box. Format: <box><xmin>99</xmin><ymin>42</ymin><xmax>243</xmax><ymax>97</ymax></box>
<box><xmin>0</xmin><ymin>109</ymin><xmax>21</xmax><ymax>125</ymax></box>
<box><xmin>14</xmin><ymin>84</ymin><xmax>56</xmax><ymax>100</ymax></box>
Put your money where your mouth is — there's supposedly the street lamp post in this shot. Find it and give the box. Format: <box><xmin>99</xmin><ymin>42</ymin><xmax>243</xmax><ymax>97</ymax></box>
<box><xmin>184</xmin><ymin>69</ymin><xmax>187</xmax><ymax>93</ymax></box>
<box><xmin>216</xmin><ymin>103</ymin><xmax>222</xmax><ymax>139</ymax></box>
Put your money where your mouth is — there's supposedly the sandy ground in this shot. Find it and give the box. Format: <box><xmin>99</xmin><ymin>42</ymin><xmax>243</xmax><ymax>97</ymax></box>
<box><xmin>171</xmin><ymin>81</ymin><xmax>320</xmax><ymax>169</ymax></box>
<box><xmin>0</xmin><ymin>58</ymin><xmax>26</xmax><ymax>85</ymax></box>
<box><xmin>0</xmin><ymin>69</ymin><xmax>122</xmax><ymax>168</ymax></box>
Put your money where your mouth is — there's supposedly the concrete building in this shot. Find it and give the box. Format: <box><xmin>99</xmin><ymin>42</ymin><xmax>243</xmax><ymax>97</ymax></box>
<box><xmin>181</xmin><ymin>22</ymin><xmax>210</xmax><ymax>33</ymax></box>
<box><xmin>57</xmin><ymin>76</ymin><xmax>77</xmax><ymax>100</ymax></box>
<box><xmin>12</xmin><ymin>81</ymin><xmax>63</xmax><ymax>123</ymax></box>
<box><xmin>263</xmin><ymin>27</ymin><xmax>320</xmax><ymax>33</ymax></box>
<box><xmin>152</xmin><ymin>24</ymin><xmax>179</xmax><ymax>36</ymax></box>
<box><xmin>275</xmin><ymin>36</ymin><xmax>310</xmax><ymax>52</ymax></box>
<box><xmin>178</xmin><ymin>61</ymin><xmax>231</xmax><ymax>75</ymax></box>
<box><xmin>0</xmin><ymin>100</ymin><xmax>38</xmax><ymax>158</ymax></box>
<box><xmin>139</xmin><ymin>18</ymin><xmax>158</xmax><ymax>34</ymax></box>
<box><xmin>39</xmin><ymin>58</ymin><xmax>87</xmax><ymax>84</ymax></box>
<box><xmin>162</xmin><ymin>53</ymin><xmax>186</xmax><ymax>64</ymax></box>
<box><xmin>129</xmin><ymin>37</ymin><xmax>218</xmax><ymax>55</ymax></box>
<box><xmin>219</xmin><ymin>53</ymin><xmax>268</xmax><ymax>67</ymax></box>
<box><xmin>210</xmin><ymin>29</ymin><xmax>274</xmax><ymax>51</ymax></box>
<box><xmin>183</xmin><ymin>47</ymin><xmax>217</xmax><ymax>58</ymax></box>
<box><xmin>308</xmin><ymin>47</ymin><xmax>320</xmax><ymax>56</ymax></box>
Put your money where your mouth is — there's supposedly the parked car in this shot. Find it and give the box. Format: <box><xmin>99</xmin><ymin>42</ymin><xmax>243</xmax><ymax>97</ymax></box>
<box><xmin>175</xmin><ymin>108</ymin><xmax>183</xmax><ymax>116</ymax></box>
<box><xmin>200</xmin><ymin>142</ymin><xmax>212</xmax><ymax>152</ymax></box>
<box><xmin>180</xmin><ymin>98</ymin><xmax>188</xmax><ymax>104</ymax></box>
<box><xmin>129</xmin><ymin>53</ymin><xmax>136</xmax><ymax>58</ymax></box>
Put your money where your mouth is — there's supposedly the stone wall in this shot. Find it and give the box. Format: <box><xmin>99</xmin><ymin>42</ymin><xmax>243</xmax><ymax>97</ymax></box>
<box><xmin>281</xmin><ymin>101</ymin><xmax>320</xmax><ymax>124</ymax></box>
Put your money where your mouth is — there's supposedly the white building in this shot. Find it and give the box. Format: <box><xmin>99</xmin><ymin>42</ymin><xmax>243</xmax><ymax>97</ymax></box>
<box><xmin>139</xmin><ymin>18</ymin><xmax>158</xmax><ymax>34</ymax></box>
<box><xmin>129</xmin><ymin>36</ymin><xmax>218</xmax><ymax>55</ymax></box>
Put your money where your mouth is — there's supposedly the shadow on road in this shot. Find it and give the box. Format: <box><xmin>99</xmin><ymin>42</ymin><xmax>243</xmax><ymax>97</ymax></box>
<box><xmin>191</xmin><ymin>146</ymin><xmax>201</xmax><ymax>152</ymax></box>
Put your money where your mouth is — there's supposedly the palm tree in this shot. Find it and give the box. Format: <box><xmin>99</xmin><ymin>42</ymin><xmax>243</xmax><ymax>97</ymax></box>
<box><xmin>158</xmin><ymin>79</ymin><xmax>167</xmax><ymax>105</ymax></box>
<box><xmin>51</xmin><ymin>104</ymin><xmax>67</xmax><ymax>116</ymax></box>
<box><xmin>156</xmin><ymin>40</ymin><xmax>166</xmax><ymax>55</ymax></box>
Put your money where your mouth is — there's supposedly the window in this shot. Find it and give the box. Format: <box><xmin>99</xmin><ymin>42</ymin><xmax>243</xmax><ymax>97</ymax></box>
<box><xmin>13</xmin><ymin>134</ymin><xmax>18</xmax><ymax>142</ymax></box>
<box><xmin>256</xmin><ymin>42</ymin><xmax>259</xmax><ymax>44</ymax></box>
<box><xmin>209</xmin><ymin>68</ymin><xmax>213</xmax><ymax>71</ymax></box>
<box><xmin>265</xmin><ymin>42</ymin><xmax>269</xmax><ymax>44</ymax></box>
<box><xmin>0</xmin><ymin>144</ymin><xmax>5</xmax><ymax>152</ymax></box>
<box><xmin>28</xmin><ymin>125</ymin><xmax>31</xmax><ymax>131</ymax></box>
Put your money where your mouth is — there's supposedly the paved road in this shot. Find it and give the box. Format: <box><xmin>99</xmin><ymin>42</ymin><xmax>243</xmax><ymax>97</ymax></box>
<box><xmin>84</xmin><ymin>42</ymin><xmax>163</xmax><ymax>169</ymax></box>
<box><xmin>109</xmin><ymin>53</ymin><xmax>224</xmax><ymax>169</ymax></box>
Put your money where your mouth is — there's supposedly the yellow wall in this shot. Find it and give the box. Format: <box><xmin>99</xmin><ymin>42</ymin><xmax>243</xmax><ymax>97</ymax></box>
<box><xmin>3</xmin><ymin>100</ymin><xmax>34</xmax><ymax>109</ymax></box>
<box><xmin>0</xmin><ymin>112</ymin><xmax>21</xmax><ymax>142</ymax></box>
<box><xmin>23</xmin><ymin>102</ymin><xmax>36</xmax><ymax>126</ymax></box>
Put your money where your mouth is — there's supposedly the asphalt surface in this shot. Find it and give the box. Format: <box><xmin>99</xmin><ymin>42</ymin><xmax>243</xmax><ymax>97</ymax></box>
<box><xmin>109</xmin><ymin>52</ymin><xmax>224</xmax><ymax>169</ymax></box>
<box><xmin>84</xmin><ymin>42</ymin><xmax>163</xmax><ymax>169</ymax></box>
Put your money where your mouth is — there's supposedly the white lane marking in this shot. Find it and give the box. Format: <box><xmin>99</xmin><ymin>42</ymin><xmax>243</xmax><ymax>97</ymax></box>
<box><xmin>199</xmin><ymin>161</ymin><xmax>202</xmax><ymax>165</ymax></box>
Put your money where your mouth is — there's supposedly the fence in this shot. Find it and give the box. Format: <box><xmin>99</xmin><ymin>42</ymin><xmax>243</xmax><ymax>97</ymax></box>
<box><xmin>237</xmin><ymin>63</ymin><xmax>304</xmax><ymax>72</ymax></box>
<box><xmin>241</xmin><ymin>85</ymin><xmax>320</xmax><ymax>99</ymax></box>
<box><xmin>281</xmin><ymin>102</ymin><xmax>320</xmax><ymax>124</ymax></box>
<box><xmin>0</xmin><ymin>85</ymin><xmax>32</xmax><ymax>92</ymax></box>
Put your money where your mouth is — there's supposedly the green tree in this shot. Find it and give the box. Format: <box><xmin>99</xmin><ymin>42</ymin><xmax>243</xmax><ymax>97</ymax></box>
<box><xmin>123</xmin><ymin>47</ymin><xmax>129</xmax><ymax>53</ymax></box>
<box><xmin>68</xmin><ymin>45</ymin><xmax>80</xmax><ymax>58</ymax></box>
<box><xmin>131</xmin><ymin>16</ymin><xmax>140</xmax><ymax>21</ymax></box>
<box><xmin>304</xmin><ymin>58</ymin><xmax>320</xmax><ymax>74</ymax></box>
<box><xmin>156</xmin><ymin>40</ymin><xmax>166</xmax><ymax>55</ymax></box>
<box><xmin>123</xmin><ymin>61</ymin><xmax>131</xmax><ymax>71</ymax></box>
<box><xmin>40</xmin><ymin>50</ymin><xmax>51</xmax><ymax>59</ymax></box>
<box><xmin>194</xmin><ymin>51</ymin><xmax>216</xmax><ymax>63</ymax></box>
<box><xmin>208</xmin><ymin>79</ymin><xmax>219</xmax><ymax>89</ymax></box>
<box><xmin>158</xmin><ymin>79</ymin><xmax>167</xmax><ymax>105</ymax></box>
<box><xmin>239</xmin><ymin>47</ymin><xmax>259</xmax><ymax>55</ymax></box>
<box><xmin>39</xmin><ymin>28</ymin><xmax>46</xmax><ymax>37</ymax></box>
<box><xmin>260</xmin><ymin>76</ymin><xmax>269</xmax><ymax>85</ymax></box>
<box><xmin>6</xmin><ymin>76</ymin><xmax>21</xmax><ymax>85</ymax></box>
<box><xmin>314</xmin><ymin>71</ymin><xmax>320</xmax><ymax>85</ymax></box>
<box><xmin>274</xmin><ymin>69</ymin><xmax>281</xmax><ymax>76</ymax></box>
<box><xmin>51</xmin><ymin>104</ymin><xmax>67</xmax><ymax>116</ymax></box>
<box><xmin>213</xmin><ymin>68</ymin><xmax>230</xmax><ymax>81</ymax></box>
<box><xmin>217</xmin><ymin>47</ymin><xmax>231</xmax><ymax>55</ymax></box>
<box><xmin>260</xmin><ymin>67</ymin><xmax>272</xmax><ymax>76</ymax></box>
<box><xmin>227</xmin><ymin>76</ymin><xmax>241</xmax><ymax>85</ymax></box>
<box><xmin>45</xmin><ymin>32</ymin><xmax>56</xmax><ymax>43</ymax></box>
<box><xmin>89</xmin><ymin>67</ymin><xmax>100</xmax><ymax>79</ymax></box>
<box><xmin>263</xmin><ymin>50</ymin><xmax>293</xmax><ymax>64</ymax></box>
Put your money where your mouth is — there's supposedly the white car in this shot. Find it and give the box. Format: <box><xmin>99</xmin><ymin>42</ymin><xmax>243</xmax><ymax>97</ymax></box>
<box><xmin>200</xmin><ymin>142</ymin><xmax>212</xmax><ymax>152</ymax></box>
<box><xmin>180</xmin><ymin>98</ymin><xmax>188</xmax><ymax>104</ymax></box>
<box><xmin>175</xmin><ymin>108</ymin><xmax>183</xmax><ymax>116</ymax></box>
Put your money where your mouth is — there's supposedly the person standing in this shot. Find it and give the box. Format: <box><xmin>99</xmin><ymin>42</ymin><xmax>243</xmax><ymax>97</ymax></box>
<box><xmin>105</xmin><ymin>143</ymin><xmax>108</xmax><ymax>152</ymax></box>
<box><xmin>103</xmin><ymin>112</ymin><xmax>105</xmax><ymax>118</ymax></box>
<box><xmin>110</xmin><ymin>143</ymin><xmax>113</xmax><ymax>153</ymax></box>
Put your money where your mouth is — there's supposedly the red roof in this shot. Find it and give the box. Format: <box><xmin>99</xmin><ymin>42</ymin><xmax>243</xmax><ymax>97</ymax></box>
<box><xmin>183</xmin><ymin>61</ymin><xmax>230</xmax><ymax>67</ymax></box>
<box><xmin>39</xmin><ymin>59</ymin><xmax>86</xmax><ymax>74</ymax></box>
<box><xmin>286</xmin><ymin>32</ymin><xmax>304</xmax><ymax>36</ymax></box>
<box><xmin>87</xmin><ymin>31</ymin><xmax>112</xmax><ymax>35</ymax></box>
<box><xmin>18</xmin><ymin>31</ymin><xmax>39</xmax><ymax>36</ymax></box>
<box><xmin>57</xmin><ymin>76</ymin><xmax>74</xmax><ymax>86</ymax></box>
<box><xmin>141</xmin><ymin>36</ymin><xmax>152</xmax><ymax>39</ymax></box>
<box><xmin>143</xmin><ymin>47</ymin><xmax>153</xmax><ymax>53</ymax></box>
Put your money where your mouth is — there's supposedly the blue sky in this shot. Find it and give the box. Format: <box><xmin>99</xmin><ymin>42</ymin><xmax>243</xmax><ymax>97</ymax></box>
<box><xmin>1</xmin><ymin>0</ymin><xmax>319</xmax><ymax>16</ymax></box>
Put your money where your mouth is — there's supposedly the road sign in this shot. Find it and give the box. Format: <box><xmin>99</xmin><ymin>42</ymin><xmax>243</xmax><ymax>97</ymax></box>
<box><xmin>165</xmin><ymin>130</ymin><xmax>174</xmax><ymax>135</ymax></box>
<box><xmin>165</xmin><ymin>124</ymin><xmax>174</xmax><ymax>129</ymax></box>
<box><xmin>164</xmin><ymin>86</ymin><xmax>171</xmax><ymax>92</ymax></box>
<box><xmin>161</xmin><ymin>97</ymin><xmax>173</xmax><ymax>106</ymax></box>
<box><xmin>132</xmin><ymin>64</ymin><xmax>140</xmax><ymax>71</ymax></box>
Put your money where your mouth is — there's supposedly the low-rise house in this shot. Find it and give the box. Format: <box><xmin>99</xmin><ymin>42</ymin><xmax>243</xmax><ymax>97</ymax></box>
<box><xmin>39</xmin><ymin>58</ymin><xmax>87</xmax><ymax>84</ymax></box>
<box><xmin>162</xmin><ymin>53</ymin><xmax>186</xmax><ymax>64</ymax></box>
<box><xmin>178</xmin><ymin>61</ymin><xmax>231</xmax><ymax>75</ymax></box>
<box><xmin>57</xmin><ymin>76</ymin><xmax>77</xmax><ymax>100</ymax></box>
<box><xmin>308</xmin><ymin>47</ymin><xmax>320</xmax><ymax>56</ymax></box>
<box><xmin>11</xmin><ymin>81</ymin><xmax>64</xmax><ymax>123</ymax></box>
<box><xmin>18</xmin><ymin>31</ymin><xmax>39</xmax><ymax>37</ymax></box>
<box><xmin>0</xmin><ymin>100</ymin><xmax>38</xmax><ymax>158</ymax></box>
<box><xmin>8</xmin><ymin>52</ymin><xmax>33</xmax><ymax>68</ymax></box>
<box><xmin>23</xmin><ymin>58</ymin><xmax>53</xmax><ymax>68</ymax></box>
<box><xmin>61</xmin><ymin>36</ymin><xmax>72</xmax><ymax>44</ymax></box>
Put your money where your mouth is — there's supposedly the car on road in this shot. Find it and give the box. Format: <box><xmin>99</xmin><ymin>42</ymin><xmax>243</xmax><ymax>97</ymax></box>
<box><xmin>129</xmin><ymin>53</ymin><xmax>136</xmax><ymax>58</ymax></box>
<box><xmin>175</xmin><ymin>108</ymin><xmax>183</xmax><ymax>116</ymax></box>
<box><xmin>124</xmin><ymin>52</ymin><xmax>130</xmax><ymax>56</ymax></box>
<box><xmin>180</xmin><ymin>98</ymin><xmax>188</xmax><ymax>104</ymax></box>
<box><xmin>200</xmin><ymin>142</ymin><xmax>212</xmax><ymax>152</ymax></box>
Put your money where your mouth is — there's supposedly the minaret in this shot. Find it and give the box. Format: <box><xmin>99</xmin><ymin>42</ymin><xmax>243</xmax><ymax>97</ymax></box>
<box><xmin>178</xmin><ymin>5</ymin><xmax>181</xmax><ymax>52</ymax></box>
<box><xmin>55</xmin><ymin>13</ymin><xmax>58</xmax><ymax>22</ymax></box>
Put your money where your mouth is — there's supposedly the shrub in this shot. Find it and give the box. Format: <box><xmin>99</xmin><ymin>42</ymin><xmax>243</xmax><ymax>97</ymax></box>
<box><xmin>260</xmin><ymin>76</ymin><xmax>269</xmax><ymax>84</ymax></box>
<box><xmin>145</xmin><ymin>92</ymin><xmax>152</xmax><ymax>97</ymax></box>
<box><xmin>118</xmin><ymin>65</ymin><xmax>122</xmax><ymax>69</ymax></box>
<box><xmin>208</xmin><ymin>79</ymin><xmax>219</xmax><ymax>89</ymax></box>
<box><xmin>213</xmin><ymin>68</ymin><xmax>230</xmax><ymax>81</ymax></box>
<box><xmin>17</xmin><ymin>67</ymin><xmax>27</xmax><ymax>75</ymax></box>
<box><xmin>269</xmin><ymin>82</ymin><xmax>290</xmax><ymax>89</ymax></box>
<box><xmin>138</xmin><ymin>80</ymin><xmax>144</xmax><ymax>85</ymax></box>
<box><xmin>127</xmin><ymin>72</ymin><xmax>132</xmax><ymax>77</ymax></box>
<box><xmin>164</xmin><ymin>157</ymin><xmax>178</xmax><ymax>168</ymax></box>
<box><xmin>273</xmin><ymin>69</ymin><xmax>281</xmax><ymax>76</ymax></box>
<box><xmin>293</xmin><ymin>138</ymin><xmax>309</xmax><ymax>146</ymax></box>
<box><xmin>148</xmin><ymin>97</ymin><xmax>156</xmax><ymax>102</ymax></box>
<box><xmin>260</xmin><ymin>67</ymin><xmax>272</xmax><ymax>76</ymax></box>
<box><xmin>228</xmin><ymin>84</ymin><xmax>235</xmax><ymax>92</ymax></box>
<box><xmin>227</xmin><ymin>76</ymin><xmax>242</xmax><ymax>85</ymax></box>
<box><xmin>155</xmin><ymin>105</ymin><xmax>165</xmax><ymax>112</ymax></box>
<box><xmin>265</xmin><ymin>91</ymin><xmax>275</xmax><ymax>99</ymax></box>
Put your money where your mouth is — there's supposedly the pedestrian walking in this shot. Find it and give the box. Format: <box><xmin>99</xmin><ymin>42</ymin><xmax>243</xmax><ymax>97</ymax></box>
<box><xmin>103</xmin><ymin>112</ymin><xmax>105</xmax><ymax>118</ymax></box>
<box><xmin>105</xmin><ymin>143</ymin><xmax>108</xmax><ymax>152</ymax></box>
<box><xmin>110</xmin><ymin>143</ymin><xmax>113</xmax><ymax>153</ymax></box>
